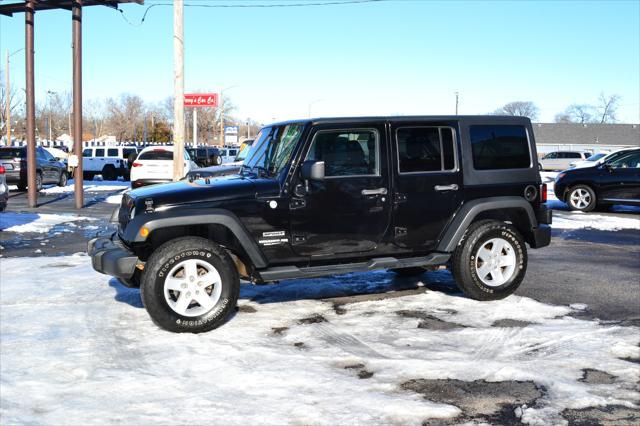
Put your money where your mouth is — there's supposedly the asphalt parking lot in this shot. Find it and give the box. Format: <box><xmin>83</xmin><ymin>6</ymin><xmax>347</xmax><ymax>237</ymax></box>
<box><xmin>1</xmin><ymin>183</ymin><xmax>639</xmax><ymax>425</ymax></box>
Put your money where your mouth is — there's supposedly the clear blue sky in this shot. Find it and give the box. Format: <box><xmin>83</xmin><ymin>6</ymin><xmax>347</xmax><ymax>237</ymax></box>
<box><xmin>1</xmin><ymin>0</ymin><xmax>639</xmax><ymax>124</ymax></box>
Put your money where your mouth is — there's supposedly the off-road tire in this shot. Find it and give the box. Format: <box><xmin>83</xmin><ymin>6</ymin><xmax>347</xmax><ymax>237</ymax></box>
<box><xmin>452</xmin><ymin>220</ymin><xmax>527</xmax><ymax>301</ymax></box>
<box><xmin>390</xmin><ymin>267</ymin><xmax>427</xmax><ymax>277</ymax></box>
<box><xmin>566</xmin><ymin>184</ymin><xmax>597</xmax><ymax>212</ymax></box>
<box><xmin>102</xmin><ymin>165</ymin><xmax>117</xmax><ymax>181</ymax></box>
<box><xmin>58</xmin><ymin>170</ymin><xmax>68</xmax><ymax>187</ymax></box>
<box><xmin>140</xmin><ymin>237</ymin><xmax>240</xmax><ymax>333</ymax></box>
<box><xmin>17</xmin><ymin>183</ymin><xmax>27</xmax><ymax>191</ymax></box>
<box><xmin>83</xmin><ymin>172</ymin><xmax>95</xmax><ymax>181</ymax></box>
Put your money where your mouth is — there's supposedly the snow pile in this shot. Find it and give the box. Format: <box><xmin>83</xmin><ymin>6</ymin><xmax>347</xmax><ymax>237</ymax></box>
<box><xmin>1</xmin><ymin>257</ymin><xmax>638</xmax><ymax>425</ymax></box>
<box><xmin>553</xmin><ymin>212</ymin><xmax>640</xmax><ymax>231</ymax></box>
<box><xmin>105</xmin><ymin>194</ymin><xmax>124</xmax><ymax>204</ymax></box>
<box><xmin>41</xmin><ymin>180</ymin><xmax>128</xmax><ymax>194</ymax></box>
<box><xmin>0</xmin><ymin>212</ymin><xmax>95</xmax><ymax>233</ymax></box>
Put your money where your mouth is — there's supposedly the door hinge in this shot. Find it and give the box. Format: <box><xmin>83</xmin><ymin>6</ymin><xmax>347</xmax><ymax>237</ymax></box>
<box><xmin>394</xmin><ymin>193</ymin><xmax>408</xmax><ymax>204</ymax></box>
<box><xmin>395</xmin><ymin>227</ymin><xmax>408</xmax><ymax>238</ymax></box>
<box><xmin>289</xmin><ymin>198</ymin><xmax>306</xmax><ymax>210</ymax></box>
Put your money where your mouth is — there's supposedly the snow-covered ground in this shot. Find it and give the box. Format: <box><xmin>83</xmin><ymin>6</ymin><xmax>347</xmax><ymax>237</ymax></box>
<box><xmin>1</xmin><ymin>255</ymin><xmax>638</xmax><ymax>425</ymax></box>
<box><xmin>8</xmin><ymin>179</ymin><xmax>129</xmax><ymax>194</ymax></box>
<box><xmin>0</xmin><ymin>212</ymin><xmax>95</xmax><ymax>233</ymax></box>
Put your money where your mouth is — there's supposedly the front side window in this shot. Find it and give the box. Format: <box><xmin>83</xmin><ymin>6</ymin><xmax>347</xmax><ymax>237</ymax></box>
<box><xmin>306</xmin><ymin>129</ymin><xmax>378</xmax><ymax>177</ymax></box>
<box><xmin>82</xmin><ymin>149</ymin><xmax>93</xmax><ymax>157</ymax></box>
<box><xmin>544</xmin><ymin>152</ymin><xmax>557</xmax><ymax>159</ymax></box>
<box><xmin>107</xmin><ymin>148</ymin><xmax>118</xmax><ymax>157</ymax></box>
<box><xmin>396</xmin><ymin>127</ymin><xmax>456</xmax><ymax>173</ymax></box>
<box><xmin>95</xmin><ymin>148</ymin><xmax>105</xmax><ymax>157</ymax></box>
<box><xmin>609</xmin><ymin>152</ymin><xmax>640</xmax><ymax>169</ymax></box>
<box><xmin>470</xmin><ymin>125</ymin><xmax>531</xmax><ymax>170</ymax></box>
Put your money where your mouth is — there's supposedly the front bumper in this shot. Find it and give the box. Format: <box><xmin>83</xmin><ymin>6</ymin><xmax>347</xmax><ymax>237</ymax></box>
<box><xmin>87</xmin><ymin>233</ymin><xmax>139</xmax><ymax>279</ymax></box>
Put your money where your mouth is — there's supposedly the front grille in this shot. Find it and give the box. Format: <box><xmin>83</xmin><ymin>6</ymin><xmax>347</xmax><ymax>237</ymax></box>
<box><xmin>118</xmin><ymin>194</ymin><xmax>135</xmax><ymax>230</ymax></box>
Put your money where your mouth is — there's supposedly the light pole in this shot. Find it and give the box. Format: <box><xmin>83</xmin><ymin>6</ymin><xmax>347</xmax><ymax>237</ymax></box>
<box><xmin>5</xmin><ymin>48</ymin><xmax>25</xmax><ymax>145</ymax></box>
<box><xmin>218</xmin><ymin>85</ymin><xmax>238</xmax><ymax>146</ymax></box>
<box><xmin>46</xmin><ymin>90</ymin><xmax>56</xmax><ymax>142</ymax></box>
<box><xmin>308</xmin><ymin>99</ymin><xmax>323</xmax><ymax>118</ymax></box>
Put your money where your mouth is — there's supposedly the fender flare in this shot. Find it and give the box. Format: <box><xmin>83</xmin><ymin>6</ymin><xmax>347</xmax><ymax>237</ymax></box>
<box><xmin>122</xmin><ymin>208</ymin><xmax>268</xmax><ymax>268</ymax></box>
<box><xmin>437</xmin><ymin>196</ymin><xmax>538</xmax><ymax>253</ymax></box>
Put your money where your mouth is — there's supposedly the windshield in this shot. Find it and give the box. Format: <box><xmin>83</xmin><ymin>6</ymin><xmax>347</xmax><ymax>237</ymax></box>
<box><xmin>241</xmin><ymin>123</ymin><xmax>305</xmax><ymax>178</ymax></box>
<box><xmin>585</xmin><ymin>153</ymin><xmax>606</xmax><ymax>162</ymax></box>
<box><xmin>234</xmin><ymin>142</ymin><xmax>253</xmax><ymax>162</ymax></box>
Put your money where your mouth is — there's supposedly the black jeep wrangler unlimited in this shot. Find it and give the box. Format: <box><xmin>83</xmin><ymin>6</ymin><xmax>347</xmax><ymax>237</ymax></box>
<box><xmin>89</xmin><ymin>116</ymin><xmax>551</xmax><ymax>333</ymax></box>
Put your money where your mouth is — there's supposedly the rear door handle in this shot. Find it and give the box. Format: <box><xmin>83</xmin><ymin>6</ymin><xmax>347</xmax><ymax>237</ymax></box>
<box><xmin>361</xmin><ymin>187</ymin><xmax>387</xmax><ymax>196</ymax></box>
<box><xmin>434</xmin><ymin>184</ymin><xmax>459</xmax><ymax>192</ymax></box>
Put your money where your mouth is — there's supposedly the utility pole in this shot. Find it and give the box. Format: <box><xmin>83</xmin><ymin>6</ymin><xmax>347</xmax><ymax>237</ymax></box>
<box><xmin>5</xmin><ymin>51</ymin><xmax>10</xmax><ymax>145</ymax></box>
<box><xmin>193</xmin><ymin>108</ymin><xmax>197</xmax><ymax>145</ymax></box>
<box><xmin>25</xmin><ymin>0</ymin><xmax>37</xmax><ymax>207</ymax></box>
<box><xmin>72</xmin><ymin>0</ymin><xmax>84</xmax><ymax>208</ymax></box>
<box><xmin>455</xmin><ymin>91</ymin><xmax>459</xmax><ymax>115</ymax></box>
<box><xmin>172</xmin><ymin>0</ymin><xmax>185</xmax><ymax>180</ymax></box>
<box><xmin>219</xmin><ymin>99</ymin><xmax>224</xmax><ymax>147</ymax></box>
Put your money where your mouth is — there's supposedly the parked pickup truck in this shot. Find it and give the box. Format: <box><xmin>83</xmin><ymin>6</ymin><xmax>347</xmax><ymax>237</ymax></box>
<box><xmin>89</xmin><ymin>116</ymin><xmax>552</xmax><ymax>333</ymax></box>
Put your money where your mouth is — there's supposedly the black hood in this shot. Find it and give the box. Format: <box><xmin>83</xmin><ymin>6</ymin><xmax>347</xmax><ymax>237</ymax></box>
<box><xmin>128</xmin><ymin>174</ymin><xmax>277</xmax><ymax>208</ymax></box>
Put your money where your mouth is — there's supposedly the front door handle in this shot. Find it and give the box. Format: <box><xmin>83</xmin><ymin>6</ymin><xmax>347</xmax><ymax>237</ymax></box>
<box><xmin>434</xmin><ymin>184</ymin><xmax>459</xmax><ymax>192</ymax></box>
<box><xmin>361</xmin><ymin>187</ymin><xmax>387</xmax><ymax>196</ymax></box>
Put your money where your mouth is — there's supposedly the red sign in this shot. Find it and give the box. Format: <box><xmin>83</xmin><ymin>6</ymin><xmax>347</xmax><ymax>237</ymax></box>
<box><xmin>184</xmin><ymin>93</ymin><xmax>219</xmax><ymax>108</ymax></box>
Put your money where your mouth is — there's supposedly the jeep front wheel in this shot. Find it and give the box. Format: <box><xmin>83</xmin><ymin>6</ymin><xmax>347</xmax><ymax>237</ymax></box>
<box><xmin>140</xmin><ymin>237</ymin><xmax>240</xmax><ymax>333</ymax></box>
<box><xmin>452</xmin><ymin>220</ymin><xmax>527</xmax><ymax>301</ymax></box>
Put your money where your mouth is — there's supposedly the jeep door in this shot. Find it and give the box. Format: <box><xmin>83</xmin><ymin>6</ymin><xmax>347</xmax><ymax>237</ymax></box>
<box><xmin>390</xmin><ymin>122</ymin><xmax>462</xmax><ymax>250</ymax></box>
<box><xmin>289</xmin><ymin>123</ymin><xmax>391</xmax><ymax>256</ymax></box>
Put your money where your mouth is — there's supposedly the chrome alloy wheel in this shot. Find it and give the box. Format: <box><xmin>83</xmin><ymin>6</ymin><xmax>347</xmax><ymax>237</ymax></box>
<box><xmin>569</xmin><ymin>188</ymin><xmax>592</xmax><ymax>210</ymax></box>
<box><xmin>163</xmin><ymin>259</ymin><xmax>222</xmax><ymax>317</ymax></box>
<box><xmin>474</xmin><ymin>238</ymin><xmax>517</xmax><ymax>287</ymax></box>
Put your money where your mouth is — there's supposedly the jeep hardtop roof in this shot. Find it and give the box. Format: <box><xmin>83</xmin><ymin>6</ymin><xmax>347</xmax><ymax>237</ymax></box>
<box><xmin>268</xmin><ymin>115</ymin><xmax>532</xmax><ymax>127</ymax></box>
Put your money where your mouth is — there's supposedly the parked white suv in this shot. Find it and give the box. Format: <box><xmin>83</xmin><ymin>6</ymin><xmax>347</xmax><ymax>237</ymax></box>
<box><xmin>130</xmin><ymin>146</ymin><xmax>197</xmax><ymax>188</ymax></box>
<box><xmin>539</xmin><ymin>151</ymin><xmax>591</xmax><ymax>171</ymax></box>
<box><xmin>218</xmin><ymin>147</ymin><xmax>239</xmax><ymax>164</ymax></box>
<box><xmin>82</xmin><ymin>146</ymin><xmax>139</xmax><ymax>180</ymax></box>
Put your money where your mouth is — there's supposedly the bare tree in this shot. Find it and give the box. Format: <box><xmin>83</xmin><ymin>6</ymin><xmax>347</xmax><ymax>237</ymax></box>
<box><xmin>1</xmin><ymin>71</ymin><xmax>23</xmax><ymax>138</ymax></box>
<box><xmin>105</xmin><ymin>94</ymin><xmax>145</xmax><ymax>141</ymax></box>
<box><xmin>596</xmin><ymin>93</ymin><xmax>621</xmax><ymax>124</ymax></box>
<box><xmin>553</xmin><ymin>113</ymin><xmax>572</xmax><ymax>123</ymax></box>
<box><xmin>492</xmin><ymin>101</ymin><xmax>539</xmax><ymax>120</ymax></box>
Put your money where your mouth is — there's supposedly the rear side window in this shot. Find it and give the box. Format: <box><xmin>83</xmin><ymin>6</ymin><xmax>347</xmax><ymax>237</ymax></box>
<box><xmin>139</xmin><ymin>150</ymin><xmax>173</xmax><ymax>160</ymax></box>
<box><xmin>396</xmin><ymin>127</ymin><xmax>456</xmax><ymax>173</ymax></box>
<box><xmin>0</xmin><ymin>148</ymin><xmax>26</xmax><ymax>159</ymax></box>
<box><xmin>470</xmin><ymin>125</ymin><xmax>531</xmax><ymax>170</ymax></box>
<box><xmin>107</xmin><ymin>148</ymin><xmax>118</xmax><ymax>157</ymax></box>
<box><xmin>123</xmin><ymin>148</ymin><xmax>137</xmax><ymax>158</ymax></box>
<box><xmin>567</xmin><ymin>152</ymin><xmax>582</xmax><ymax>159</ymax></box>
<box><xmin>95</xmin><ymin>149</ymin><xmax>105</xmax><ymax>157</ymax></box>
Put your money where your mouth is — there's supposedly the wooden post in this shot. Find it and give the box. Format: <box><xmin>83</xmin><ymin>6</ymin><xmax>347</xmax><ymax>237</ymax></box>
<box><xmin>25</xmin><ymin>0</ymin><xmax>37</xmax><ymax>207</ymax></box>
<box><xmin>172</xmin><ymin>0</ymin><xmax>185</xmax><ymax>180</ymax></box>
<box><xmin>72</xmin><ymin>0</ymin><xmax>83</xmax><ymax>208</ymax></box>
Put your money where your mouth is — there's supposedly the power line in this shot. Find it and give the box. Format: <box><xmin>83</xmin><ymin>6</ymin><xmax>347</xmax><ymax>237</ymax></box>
<box><xmin>118</xmin><ymin>0</ymin><xmax>392</xmax><ymax>27</ymax></box>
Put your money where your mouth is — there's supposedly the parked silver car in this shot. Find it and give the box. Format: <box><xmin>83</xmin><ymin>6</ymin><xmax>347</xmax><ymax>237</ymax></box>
<box><xmin>539</xmin><ymin>151</ymin><xmax>591</xmax><ymax>171</ymax></box>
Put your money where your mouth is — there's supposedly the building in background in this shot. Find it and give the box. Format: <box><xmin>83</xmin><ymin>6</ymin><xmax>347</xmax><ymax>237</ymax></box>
<box><xmin>533</xmin><ymin>123</ymin><xmax>639</xmax><ymax>155</ymax></box>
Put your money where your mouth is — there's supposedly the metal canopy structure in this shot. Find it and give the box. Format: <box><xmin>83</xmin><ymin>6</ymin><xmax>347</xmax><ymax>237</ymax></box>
<box><xmin>0</xmin><ymin>0</ymin><xmax>143</xmax><ymax>208</ymax></box>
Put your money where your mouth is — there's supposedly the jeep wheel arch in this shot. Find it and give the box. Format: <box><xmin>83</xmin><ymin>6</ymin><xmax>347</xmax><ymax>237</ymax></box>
<box><xmin>123</xmin><ymin>209</ymin><xmax>268</xmax><ymax>269</ymax></box>
<box><xmin>437</xmin><ymin>196</ymin><xmax>539</xmax><ymax>252</ymax></box>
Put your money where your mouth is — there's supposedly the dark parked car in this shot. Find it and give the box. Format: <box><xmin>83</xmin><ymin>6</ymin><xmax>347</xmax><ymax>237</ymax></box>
<box><xmin>554</xmin><ymin>148</ymin><xmax>640</xmax><ymax>211</ymax></box>
<box><xmin>0</xmin><ymin>163</ymin><xmax>8</xmax><ymax>211</ymax></box>
<box><xmin>0</xmin><ymin>146</ymin><xmax>68</xmax><ymax>191</ymax></box>
<box><xmin>89</xmin><ymin>116</ymin><xmax>551</xmax><ymax>333</ymax></box>
<box><xmin>186</xmin><ymin>146</ymin><xmax>222</xmax><ymax>168</ymax></box>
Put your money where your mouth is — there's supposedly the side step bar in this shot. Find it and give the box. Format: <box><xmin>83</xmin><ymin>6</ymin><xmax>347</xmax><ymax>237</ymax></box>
<box><xmin>256</xmin><ymin>253</ymin><xmax>451</xmax><ymax>282</ymax></box>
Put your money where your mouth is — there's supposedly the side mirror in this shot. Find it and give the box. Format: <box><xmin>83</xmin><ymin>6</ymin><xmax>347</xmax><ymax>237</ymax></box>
<box><xmin>300</xmin><ymin>160</ymin><xmax>325</xmax><ymax>181</ymax></box>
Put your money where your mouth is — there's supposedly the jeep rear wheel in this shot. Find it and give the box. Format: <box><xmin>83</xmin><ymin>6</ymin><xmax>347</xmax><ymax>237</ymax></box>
<box><xmin>452</xmin><ymin>220</ymin><xmax>527</xmax><ymax>301</ymax></box>
<box><xmin>140</xmin><ymin>237</ymin><xmax>239</xmax><ymax>333</ymax></box>
<box><xmin>102</xmin><ymin>165</ymin><xmax>117</xmax><ymax>181</ymax></box>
